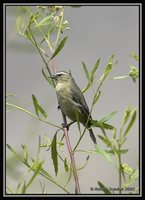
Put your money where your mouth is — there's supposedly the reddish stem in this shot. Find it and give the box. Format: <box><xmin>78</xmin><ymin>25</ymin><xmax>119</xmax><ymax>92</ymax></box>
<box><xmin>61</xmin><ymin>111</ymin><xmax>81</xmax><ymax>194</ymax></box>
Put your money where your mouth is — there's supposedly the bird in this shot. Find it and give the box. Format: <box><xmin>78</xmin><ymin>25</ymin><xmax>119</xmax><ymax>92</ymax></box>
<box><xmin>50</xmin><ymin>71</ymin><xmax>97</xmax><ymax>144</ymax></box>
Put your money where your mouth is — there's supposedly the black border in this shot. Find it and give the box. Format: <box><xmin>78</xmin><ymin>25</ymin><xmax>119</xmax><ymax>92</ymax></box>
<box><xmin>3</xmin><ymin>2</ymin><xmax>142</xmax><ymax>197</ymax></box>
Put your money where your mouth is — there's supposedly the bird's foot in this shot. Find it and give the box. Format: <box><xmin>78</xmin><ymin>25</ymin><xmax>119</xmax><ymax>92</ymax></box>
<box><xmin>62</xmin><ymin>121</ymin><xmax>76</xmax><ymax>131</ymax></box>
<box><xmin>62</xmin><ymin>123</ymin><xmax>69</xmax><ymax>130</ymax></box>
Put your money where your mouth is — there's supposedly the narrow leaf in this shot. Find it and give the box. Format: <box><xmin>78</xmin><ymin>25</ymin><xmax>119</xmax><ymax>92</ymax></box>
<box><xmin>64</xmin><ymin>158</ymin><xmax>70</xmax><ymax>172</ymax></box>
<box><xmin>102</xmin><ymin>122</ymin><xmax>115</xmax><ymax>130</ymax></box>
<box><xmin>98</xmin><ymin>181</ymin><xmax>112</xmax><ymax>194</ymax></box>
<box><xmin>21</xmin><ymin>145</ymin><xmax>28</xmax><ymax>162</ymax></box>
<box><xmin>123</xmin><ymin>109</ymin><xmax>137</xmax><ymax>138</ymax></box>
<box><xmin>98</xmin><ymin>135</ymin><xmax>111</xmax><ymax>147</ymax></box>
<box><xmin>49</xmin><ymin>37</ymin><xmax>68</xmax><ymax>61</ymax></box>
<box><xmin>100</xmin><ymin>111</ymin><xmax>117</xmax><ymax>123</ymax></box>
<box><xmin>24</xmin><ymin>161</ymin><xmax>43</xmax><ymax>193</ymax></box>
<box><xmin>113</xmin><ymin>75</ymin><xmax>129</xmax><ymax>80</ymax></box>
<box><xmin>122</xmin><ymin>106</ymin><xmax>132</xmax><ymax>127</ymax></box>
<box><xmin>51</xmin><ymin>133</ymin><xmax>58</xmax><ymax>176</ymax></box>
<box><xmin>90</xmin><ymin>58</ymin><xmax>100</xmax><ymax>82</ymax></box>
<box><xmin>35</xmin><ymin>13</ymin><xmax>53</xmax><ymax>27</ymax></box>
<box><xmin>93</xmin><ymin>91</ymin><xmax>101</xmax><ymax>105</ymax></box>
<box><xmin>82</xmin><ymin>61</ymin><xmax>90</xmax><ymax>82</ymax></box>
<box><xmin>88</xmin><ymin>145</ymin><xmax>112</xmax><ymax>162</ymax></box>
<box><xmin>82</xmin><ymin>83</ymin><xmax>91</xmax><ymax>93</ymax></box>
<box><xmin>32</xmin><ymin>94</ymin><xmax>47</xmax><ymax>118</ymax></box>
<box><xmin>42</xmin><ymin>68</ymin><xmax>54</xmax><ymax>86</ymax></box>
<box><xmin>104</xmin><ymin>55</ymin><xmax>115</xmax><ymax>79</ymax></box>
<box><xmin>129</xmin><ymin>52</ymin><xmax>139</xmax><ymax>61</ymax></box>
<box><xmin>32</xmin><ymin>94</ymin><xmax>39</xmax><ymax>116</ymax></box>
<box><xmin>7</xmin><ymin>144</ymin><xmax>22</xmax><ymax>161</ymax></box>
<box><xmin>106</xmin><ymin>149</ymin><xmax>128</xmax><ymax>155</ymax></box>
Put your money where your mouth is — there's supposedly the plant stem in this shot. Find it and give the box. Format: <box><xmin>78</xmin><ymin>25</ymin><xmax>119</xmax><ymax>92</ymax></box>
<box><xmin>6</xmin><ymin>102</ymin><xmax>61</xmax><ymax>129</ymax></box>
<box><xmin>61</xmin><ymin>111</ymin><xmax>81</xmax><ymax>194</ymax></box>
<box><xmin>118</xmin><ymin>143</ymin><xmax>122</xmax><ymax>194</ymax></box>
<box><xmin>26</xmin><ymin>7</ymin><xmax>53</xmax><ymax>53</ymax></box>
<box><xmin>54</xmin><ymin>8</ymin><xmax>64</xmax><ymax>49</ymax></box>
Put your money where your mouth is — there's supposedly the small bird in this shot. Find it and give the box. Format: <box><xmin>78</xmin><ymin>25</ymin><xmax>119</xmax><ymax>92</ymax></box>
<box><xmin>50</xmin><ymin>71</ymin><xmax>97</xmax><ymax>144</ymax></box>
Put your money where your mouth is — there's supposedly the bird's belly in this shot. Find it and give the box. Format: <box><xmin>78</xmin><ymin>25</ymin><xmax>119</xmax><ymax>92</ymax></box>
<box><xmin>57</xmin><ymin>93</ymin><xmax>80</xmax><ymax>122</ymax></box>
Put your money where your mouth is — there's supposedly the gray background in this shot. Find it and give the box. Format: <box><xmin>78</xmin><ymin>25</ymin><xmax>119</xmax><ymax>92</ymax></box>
<box><xmin>6</xmin><ymin>5</ymin><xmax>139</xmax><ymax>194</ymax></box>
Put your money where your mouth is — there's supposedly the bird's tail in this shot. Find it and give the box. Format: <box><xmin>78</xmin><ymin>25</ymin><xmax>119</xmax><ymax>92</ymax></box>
<box><xmin>88</xmin><ymin>128</ymin><xmax>97</xmax><ymax>144</ymax></box>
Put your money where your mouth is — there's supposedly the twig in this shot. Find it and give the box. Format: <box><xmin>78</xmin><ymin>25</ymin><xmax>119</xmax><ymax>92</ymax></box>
<box><xmin>61</xmin><ymin>110</ymin><xmax>81</xmax><ymax>194</ymax></box>
<box><xmin>6</xmin><ymin>102</ymin><xmax>61</xmax><ymax>129</ymax></box>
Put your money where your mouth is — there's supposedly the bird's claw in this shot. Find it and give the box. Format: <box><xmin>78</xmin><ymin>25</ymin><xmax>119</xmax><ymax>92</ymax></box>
<box><xmin>62</xmin><ymin>121</ymin><xmax>76</xmax><ymax>131</ymax></box>
<box><xmin>62</xmin><ymin>123</ymin><xmax>69</xmax><ymax>130</ymax></box>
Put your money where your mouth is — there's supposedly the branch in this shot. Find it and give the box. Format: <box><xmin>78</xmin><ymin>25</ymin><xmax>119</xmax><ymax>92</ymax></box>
<box><xmin>61</xmin><ymin>110</ymin><xmax>81</xmax><ymax>194</ymax></box>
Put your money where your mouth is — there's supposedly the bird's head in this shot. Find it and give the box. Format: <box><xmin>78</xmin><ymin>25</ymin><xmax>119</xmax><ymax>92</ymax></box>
<box><xmin>49</xmin><ymin>71</ymin><xmax>73</xmax><ymax>84</ymax></box>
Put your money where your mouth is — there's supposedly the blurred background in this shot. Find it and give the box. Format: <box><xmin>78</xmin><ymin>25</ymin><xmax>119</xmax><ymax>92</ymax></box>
<box><xmin>6</xmin><ymin>5</ymin><xmax>139</xmax><ymax>194</ymax></box>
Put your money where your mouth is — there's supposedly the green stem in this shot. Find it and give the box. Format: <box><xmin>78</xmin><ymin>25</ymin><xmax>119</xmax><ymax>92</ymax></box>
<box><xmin>26</xmin><ymin>7</ymin><xmax>53</xmax><ymax>53</ymax></box>
<box><xmin>28</xmin><ymin>25</ymin><xmax>55</xmax><ymax>87</ymax></box>
<box><xmin>6</xmin><ymin>102</ymin><xmax>61</xmax><ymax>129</ymax></box>
<box><xmin>118</xmin><ymin>143</ymin><xmax>122</xmax><ymax>194</ymax></box>
<box><xmin>54</xmin><ymin>8</ymin><xmax>64</xmax><ymax>48</ymax></box>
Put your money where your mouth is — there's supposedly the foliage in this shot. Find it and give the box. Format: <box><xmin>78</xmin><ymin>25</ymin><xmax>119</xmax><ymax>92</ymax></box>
<box><xmin>6</xmin><ymin>6</ymin><xmax>139</xmax><ymax>195</ymax></box>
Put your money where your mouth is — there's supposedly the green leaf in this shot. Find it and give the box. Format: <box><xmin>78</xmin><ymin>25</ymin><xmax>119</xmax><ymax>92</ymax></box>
<box><xmin>51</xmin><ymin>133</ymin><xmax>58</xmax><ymax>176</ymax></box>
<box><xmin>49</xmin><ymin>37</ymin><xmax>68</xmax><ymax>61</ymax></box>
<box><xmin>16</xmin><ymin>16</ymin><xmax>25</xmax><ymax>33</ymax></box>
<box><xmin>21</xmin><ymin>145</ymin><xmax>28</xmax><ymax>162</ymax></box>
<box><xmin>123</xmin><ymin>169</ymin><xmax>139</xmax><ymax>188</ymax></box>
<box><xmin>21</xmin><ymin>182</ymin><xmax>26</xmax><ymax>194</ymax></box>
<box><xmin>129</xmin><ymin>52</ymin><xmax>139</xmax><ymax>61</ymax></box>
<box><xmin>88</xmin><ymin>145</ymin><xmax>112</xmax><ymax>162</ymax></box>
<box><xmin>35</xmin><ymin>13</ymin><xmax>53</xmax><ymax>27</ymax></box>
<box><xmin>102</xmin><ymin>122</ymin><xmax>114</xmax><ymax>130</ymax></box>
<box><xmin>30</xmin><ymin>13</ymin><xmax>40</xmax><ymax>25</ymax></box>
<box><xmin>7</xmin><ymin>144</ymin><xmax>22</xmax><ymax>161</ymax></box>
<box><xmin>82</xmin><ymin>61</ymin><xmax>91</xmax><ymax>82</ymax></box>
<box><xmin>32</xmin><ymin>94</ymin><xmax>47</xmax><ymax>118</ymax></box>
<box><xmin>98</xmin><ymin>135</ymin><xmax>111</xmax><ymax>147</ymax></box>
<box><xmin>36</xmin><ymin>136</ymin><xmax>41</xmax><ymax>162</ymax></box>
<box><xmin>82</xmin><ymin>83</ymin><xmax>91</xmax><ymax>93</ymax></box>
<box><xmin>90</xmin><ymin>58</ymin><xmax>100</xmax><ymax>82</ymax></box>
<box><xmin>42</xmin><ymin>68</ymin><xmax>54</xmax><ymax>87</ymax></box>
<box><xmin>32</xmin><ymin>94</ymin><xmax>39</xmax><ymax>116</ymax></box>
<box><xmin>64</xmin><ymin>158</ymin><xmax>70</xmax><ymax>172</ymax></box>
<box><xmin>106</xmin><ymin>149</ymin><xmax>128</xmax><ymax>155</ymax></box>
<box><xmin>100</xmin><ymin>111</ymin><xmax>117</xmax><ymax>123</ymax></box>
<box><xmin>98</xmin><ymin>181</ymin><xmax>112</xmax><ymax>194</ymax></box>
<box><xmin>113</xmin><ymin>75</ymin><xmax>129</xmax><ymax>80</ymax></box>
<box><xmin>123</xmin><ymin>109</ymin><xmax>137</xmax><ymax>138</ymax></box>
<box><xmin>122</xmin><ymin>163</ymin><xmax>134</xmax><ymax>175</ymax></box>
<box><xmin>122</xmin><ymin>106</ymin><xmax>132</xmax><ymax>127</ymax></box>
<box><xmin>21</xmin><ymin>161</ymin><xmax>44</xmax><ymax>193</ymax></box>
<box><xmin>104</xmin><ymin>55</ymin><xmax>115</xmax><ymax>80</ymax></box>
<box><xmin>91</xmin><ymin>120</ymin><xmax>114</xmax><ymax>130</ymax></box>
<box><xmin>93</xmin><ymin>91</ymin><xmax>101</xmax><ymax>105</ymax></box>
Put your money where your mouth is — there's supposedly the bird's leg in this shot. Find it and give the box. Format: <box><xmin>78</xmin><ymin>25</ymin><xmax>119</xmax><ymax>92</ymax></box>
<box><xmin>62</xmin><ymin>121</ymin><xmax>76</xmax><ymax>131</ymax></box>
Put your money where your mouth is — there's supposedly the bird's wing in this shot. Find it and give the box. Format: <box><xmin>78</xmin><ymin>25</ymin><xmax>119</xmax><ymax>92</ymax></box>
<box><xmin>72</xmin><ymin>94</ymin><xmax>89</xmax><ymax>117</ymax></box>
<box><xmin>71</xmin><ymin>82</ymin><xmax>90</xmax><ymax>118</ymax></box>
